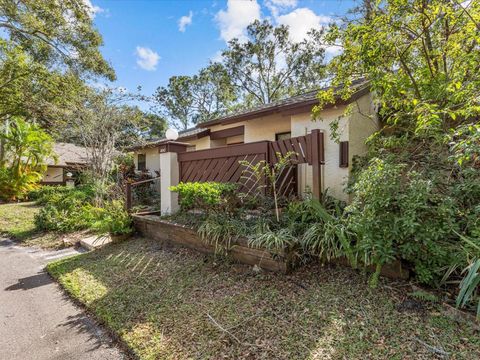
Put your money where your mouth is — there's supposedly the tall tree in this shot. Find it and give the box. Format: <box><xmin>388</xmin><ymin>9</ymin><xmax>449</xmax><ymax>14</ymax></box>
<box><xmin>0</xmin><ymin>0</ymin><xmax>115</xmax><ymax>80</ymax></box>
<box><xmin>0</xmin><ymin>0</ymin><xmax>115</xmax><ymax>159</ymax></box>
<box><xmin>221</xmin><ymin>19</ymin><xmax>326</xmax><ymax>106</ymax></box>
<box><xmin>63</xmin><ymin>88</ymin><xmax>143</xmax><ymax>185</ymax></box>
<box><xmin>153</xmin><ymin>63</ymin><xmax>236</xmax><ymax>130</ymax></box>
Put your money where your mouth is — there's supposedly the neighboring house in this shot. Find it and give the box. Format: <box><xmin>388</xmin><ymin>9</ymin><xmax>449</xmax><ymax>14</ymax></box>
<box><xmin>129</xmin><ymin>83</ymin><xmax>378</xmax><ymax>202</ymax></box>
<box><xmin>42</xmin><ymin>143</ymin><xmax>89</xmax><ymax>185</ymax></box>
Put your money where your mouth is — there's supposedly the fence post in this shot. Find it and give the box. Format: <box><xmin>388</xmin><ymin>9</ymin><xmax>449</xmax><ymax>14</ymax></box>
<box><xmin>158</xmin><ymin>141</ymin><xmax>188</xmax><ymax>215</ymax></box>
<box><xmin>125</xmin><ymin>182</ymin><xmax>132</xmax><ymax>212</ymax></box>
<box><xmin>311</xmin><ymin>129</ymin><xmax>322</xmax><ymax>200</ymax></box>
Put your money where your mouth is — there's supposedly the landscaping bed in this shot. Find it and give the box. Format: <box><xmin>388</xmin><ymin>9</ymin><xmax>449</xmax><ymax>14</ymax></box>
<box><xmin>133</xmin><ymin>214</ymin><xmax>293</xmax><ymax>273</ymax></box>
<box><xmin>47</xmin><ymin>237</ymin><xmax>480</xmax><ymax>360</ymax></box>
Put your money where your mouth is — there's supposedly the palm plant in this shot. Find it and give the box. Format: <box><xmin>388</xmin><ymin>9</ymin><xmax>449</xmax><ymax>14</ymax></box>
<box><xmin>0</xmin><ymin>117</ymin><xmax>55</xmax><ymax>200</ymax></box>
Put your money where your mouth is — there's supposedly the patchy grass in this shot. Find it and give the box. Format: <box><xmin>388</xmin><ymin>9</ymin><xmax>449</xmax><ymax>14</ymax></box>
<box><xmin>0</xmin><ymin>202</ymin><xmax>65</xmax><ymax>249</ymax></box>
<box><xmin>48</xmin><ymin>238</ymin><xmax>480</xmax><ymax>360</ymax></box>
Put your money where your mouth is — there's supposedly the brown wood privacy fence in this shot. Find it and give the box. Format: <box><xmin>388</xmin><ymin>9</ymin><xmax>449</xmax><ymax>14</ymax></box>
<box><xmin>177</xmin><ymin>129</ymin><xmax>325</xmax><ymax>199</ymax></box>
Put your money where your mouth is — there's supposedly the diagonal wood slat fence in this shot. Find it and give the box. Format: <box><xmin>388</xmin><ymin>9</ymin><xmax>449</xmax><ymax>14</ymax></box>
<box><xmin>177</xmin><ymin>129</ymin><xmax>325</xmax><ymax>199</ymax></box>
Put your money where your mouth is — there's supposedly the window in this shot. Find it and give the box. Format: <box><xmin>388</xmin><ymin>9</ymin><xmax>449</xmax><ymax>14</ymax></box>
<box><xmin>339</xmin><ymin>141</ymin><xmax>349</xmax><ymax>168</ymax></box>
<box><xmin>137</xmin><ymin>154</ymin><xmax>146</xmax><ymax>171</ymax></box>
<box><xmin>276</xmin><ymin>132</ymin><xmax>291</xmax><ymax>141</ymax></box>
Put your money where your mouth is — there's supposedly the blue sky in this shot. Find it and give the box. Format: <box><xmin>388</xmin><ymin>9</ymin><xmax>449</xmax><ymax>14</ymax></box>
<box><xmin>90</xmin><ymin>0</ymin><xmax>356</xmax><ymax>107</ymax></box>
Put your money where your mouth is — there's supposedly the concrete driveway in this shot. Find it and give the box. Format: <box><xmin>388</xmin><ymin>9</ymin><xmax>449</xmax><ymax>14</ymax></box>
<box><xmin>0</xmin><ymin>239</ymin><xmax>125</xmax><ymax>360</ymax></box>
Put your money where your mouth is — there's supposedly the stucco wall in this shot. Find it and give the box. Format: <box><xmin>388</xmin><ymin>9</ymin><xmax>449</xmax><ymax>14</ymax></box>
<box><xmin>43</xmin><ymin>167</ymin><xmax>64</xmax><ymax>183</ymax></box>
<box><xmin>348</xmin><ymin>92</ymin><xmax>379</xmax><ymax>163</ymax></box>
<box><xmin>133</xmin><ymin>147</ymin><xmax>161</xmax><ymax>176</ymax></box>
<box><xmin>188</xmin><ymin>136</ymin><xmax>210</xmax><ymax>150</ymax></box>
<box><xmin>208</xmin><ymin>113</ymin><xmax>291</xmax><ymax>143</ymax></box>
<box><xmin>291</xmin><ymin>105</ymin><xmax>350</xmax><ymax>201</ymax></box>
<box><xmin>131</xmin><ymin>92</ymin><xmax>378</xmax><ymax>202</ymax></box>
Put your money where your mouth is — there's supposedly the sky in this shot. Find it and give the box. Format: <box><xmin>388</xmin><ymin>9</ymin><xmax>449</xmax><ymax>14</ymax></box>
<box><xmin>89</xmin><ymin>0</ymin><xmax>357</xmax><ymax>108</ymax></box>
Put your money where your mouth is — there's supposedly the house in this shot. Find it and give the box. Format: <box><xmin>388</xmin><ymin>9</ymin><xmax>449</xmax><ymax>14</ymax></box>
<box><xmin>129</xmin><ymin>82</ymin><xmax>378</xmax><ymax>203</ymax></box>
<box><xmin>42</xmin><ymin>143</ymin><xmax>89</xmax><ymax>185</ymax></box>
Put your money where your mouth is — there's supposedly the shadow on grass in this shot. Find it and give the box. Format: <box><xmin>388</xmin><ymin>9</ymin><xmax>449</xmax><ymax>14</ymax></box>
<box><xmin>47</xmin><ymin>238</ymin><xmax>480</xmax><ymax>360</ymax></box>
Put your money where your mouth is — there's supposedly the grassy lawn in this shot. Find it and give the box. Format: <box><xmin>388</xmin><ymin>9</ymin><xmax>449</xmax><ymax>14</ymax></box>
<box><xmin>48</xmin><ymin>237</ymin><xmax>480</xmax><ymax>360</ymax></box>
<box><xmin>0</xmin><ymin>202</ymin><xmax>65</xmax><ymax>249</ymax></box>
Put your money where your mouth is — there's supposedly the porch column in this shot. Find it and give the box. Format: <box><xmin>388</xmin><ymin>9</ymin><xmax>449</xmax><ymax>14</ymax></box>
<box><xmin>158</xmin><ymin>141</ymin><xmax>188</xmax><ymax>215</ymax></box>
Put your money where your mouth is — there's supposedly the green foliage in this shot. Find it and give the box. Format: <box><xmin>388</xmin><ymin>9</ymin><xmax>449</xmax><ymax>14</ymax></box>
<box><xmin>408</xmin><ymin>290</ymin><xmax>439</xmax><ymax>303</ymax></box>
<box><xmin>0</xmin><ymin>0</ymin><xmax>115</xmax><ymax>80</ymax></box>
<box><xmin>315</xmin><ymin>1</ymin><xmax>480</xmax><ymax>288</ymax></box>
<box><xmin>33</xmin><ymin>185</ymin><xmax>131</xmax><ymax>236</ymax></box>
<box><xmin>170</xmin><ymin>182</ymin><xmax>238</xmax><ymax>213</ymax></box>
<box><xmin>197</xmin><ymin>213</ymin><xmax>249</xmax><ymax>255</ymax></box>
<box><xmin>153</xmin><ymin>63</ymin><xmax>236</xmax><ymax>130</ymax></box>
<box><xmin>90</xmin><ymin>200</ymin><xmax>132</xmax><ymax>236</ymax></box>
<box><xmin>345</xmin><ymin>157</ymin><xmax>474</xmax><ymax>286</ymax></box>
<box><xmin>248</xmin><ymin>223</ymin><xmax>297</xmax><ymax>256</ymax></box>
<box><xmin>457</xmin><ymin>259</ymin><xmax>480</xmax><ymax>320</ymax></box>
<box><xmin>455</xmin><ymin>233</ymin><xmax>480</xmax><ymax>319</ymax></box>
<box><xmin>222</xmin><ymin>19</ymin><xmax>326</xmax><ymax>106</ymax></box>
<box><xmin>240</xmin><ymin>151</ymin><xmax>297</xmax><ymax>221</ymax></box>
<box><xmin>34</xmin><ymin>187</ymin><xmax>96</xmax><ymax>232</ymax></box>
<box><xmin>0</xmin><ymin>117</ymin><xmax>55</xmax><ymax>200</ymax></box>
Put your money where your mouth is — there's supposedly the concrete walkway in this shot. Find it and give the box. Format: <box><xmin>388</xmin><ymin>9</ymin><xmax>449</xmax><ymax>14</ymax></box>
<box><xmin>0</xmin><ymin>239</ymin><xmax>125</xmax><ymax>360</ymax></box>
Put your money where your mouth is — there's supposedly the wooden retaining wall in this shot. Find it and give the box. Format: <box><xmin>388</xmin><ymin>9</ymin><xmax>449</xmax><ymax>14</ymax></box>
<box><xmin>132</xmin><ymin>214</ymin><xmax>293</xmax><ymax>273</ymax></box>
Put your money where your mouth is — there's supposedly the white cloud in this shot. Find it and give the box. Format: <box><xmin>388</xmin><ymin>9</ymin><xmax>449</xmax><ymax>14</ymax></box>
<box><xmin>135</xmin><ymin>46</ymin><xmax>160</xmax><ymax>71</ymax></box>
<box><xmin>270</xmin><ymin>0</ymin><xmax>297</xmax><ymax>7</ymax></box>
<box><xmin>215</xmin><ymin>0</ymin><xmax>261</xmax><ymax>42</ymax></box>
<box><xmin>276</xmin><ymin>8</ymin><xmax>331</xmax><ymax>43</ymax></box>
<box><xmin>83</xmin><ymin>0</ymin><xmax>105</xmax><ymax>18</ymax></box>
<box><xmin>265</xmin><ymin>0</ymin><xmax>297</xmax><ymax>18</ymax></box>
<box><xmin>178</xmin><ymin>11</ymin><xmax>193</xmax><ymax>32</ymax></box>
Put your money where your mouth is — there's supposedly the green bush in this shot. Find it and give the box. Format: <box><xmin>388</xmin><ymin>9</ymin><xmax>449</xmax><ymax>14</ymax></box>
<box><xmin>170</xmin><ymin>182</ymin><xmax>238</xmax><ymax>212</ymax></box>
<box><xmin>34</xmin><ymin>188</ymin><xmax>96</xmax><ymax>232</ymax></box>
<box><xmin>34</xmin><ymin>185</ymin><xmax>131</xmax><ymax>236</ymax></box>
<box><xmin>90</xmin><ymin>200</ymin><xmax>132</xmax><ymax>235</ymax></box>
<box><xmin>198</xmin><ymin>213</ymin><xmax>249</xmax><ymax>255</ymax></box>
<box><xmin>345</xmin><ymin>157</ymin><xmax>474</xmax><ymax>286</ymax></box>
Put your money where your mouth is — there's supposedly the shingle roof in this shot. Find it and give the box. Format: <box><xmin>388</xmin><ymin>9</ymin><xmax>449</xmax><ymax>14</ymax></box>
<box><xmin>126</xmin><ymin>127</ymin><xmax>208</xmax><ymax>151</ymax></box>
<box><xmin>127</xmin><ymin>80</ymin><xmax>369</xmax><ymax>152</ymax></box>
<box><xmin>47</xmin><ymin>143</ymin><xmax>89</xmax><ymax>166</ymax></box>
<box><xmin>198</xmin><ymin>79</ymin><xmax>369</xmax><ymax>127</ymax></box>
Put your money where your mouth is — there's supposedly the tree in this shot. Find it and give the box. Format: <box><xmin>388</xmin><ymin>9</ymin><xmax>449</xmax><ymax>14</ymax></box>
<box><xmin>315</xmin><ymin>0</ymin><xmax>480</xmax><ymax>286</ymax></box>
<box><xmin>153</xmin><ymin>63</ymin><xmax>236</xmax><ymax>130</ymax></box>
<box><xmin>0</xmin><ymin>0</ymin><xmax>115</xmax><ymax>80</ymax></box>
<box><xmin>63</xmin><ymin>88</ymin><xmax>143</xmax><ymax>186</ymax></box>
<box><xmin>143</xmin><ymin>112</ymin><xmax>168</xmax><ymax>139</ymax></box>
<box><xmin>316</xmin><ymin>0</ymin><xmax>480</xmax><ymax>141</ymax></box>
<box><xmin>221</xmin><ymin>19</ymin><xmax>326</xmax><ymax>106</ymax></box>
<box><xmin>0</xmin><ymin>0</ymin><xmax>115</xmax><ymax>161</ymax></box>
<box><xmin>0</xmin><ymin>117</ymin><xmax>55</xmax><ymax>200</ymax></box>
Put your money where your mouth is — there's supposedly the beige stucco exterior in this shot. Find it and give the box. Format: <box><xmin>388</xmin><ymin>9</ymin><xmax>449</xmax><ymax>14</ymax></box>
<box><xmin>132</xmin><ymin>92</ymin><xmax>378</xmax><ymax>202</ymax></box>
<box><xmin>42</xmin><ymin>167</ymin><xmax>64</xmax><ymax>184</ymax></box>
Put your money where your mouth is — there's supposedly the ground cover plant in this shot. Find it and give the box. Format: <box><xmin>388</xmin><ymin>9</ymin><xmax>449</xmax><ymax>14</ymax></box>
<box><xmin>47</xmin><ymin>237</ymin><xmax>480</xmax><ymax>360</ymax></box>
<box><xmin>33</xmin><ymin>184</ymin><xmax>132</xmax><ymax>236</ymax></box>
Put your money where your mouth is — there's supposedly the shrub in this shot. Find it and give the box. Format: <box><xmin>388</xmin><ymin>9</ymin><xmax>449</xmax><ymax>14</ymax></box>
<box><xmin>345</xmin><ymin>157</ymin><xmax>468</xmax><ymax>286</ymax></box>
<box><xmin>170</xmin><ymin>182</ymin><xmax>238</xmax><ymax>213</ymax></box>
<box><xmin>90</xmin><ymin>200</ymin><xmax>132</xmax><ymax>235</ymax></box>
<box><xmin>34</xmin><ymin>189</ymin><xmax>96</xmax><ymax>232</ymax></box>
<box><xmin>197</xmin><ymin>213</ymin><xmax>249</xmax><ymax>255</ymax></box>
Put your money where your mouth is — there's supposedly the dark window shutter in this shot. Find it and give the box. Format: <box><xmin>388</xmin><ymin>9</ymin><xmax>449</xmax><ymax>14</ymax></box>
<box><xmin>339</xmin><ymin>141</ymin><xmax>349</xmax><ymax>168</ymax></box>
